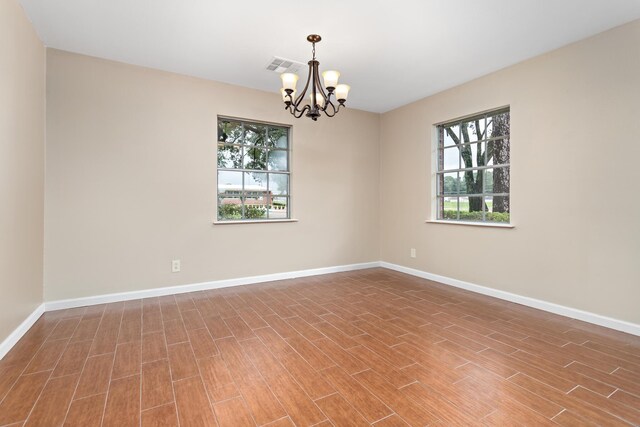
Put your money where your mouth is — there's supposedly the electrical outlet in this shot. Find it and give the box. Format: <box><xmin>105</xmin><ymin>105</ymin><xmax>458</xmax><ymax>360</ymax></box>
<box><xmin>410</xmin><ymin>248</ymin><xmax>416</xmax><ymax>258</ymax></box>
<box><xmin>172</xmin><ymin>259</ymin><xmax>181</xmax><ymax>273</ymax></box>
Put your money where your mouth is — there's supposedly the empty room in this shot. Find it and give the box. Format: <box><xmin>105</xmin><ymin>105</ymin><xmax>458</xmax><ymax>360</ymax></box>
<box><xmin>1</xmin><ymin>0</ymin><xmax>640</xmax><ymax>425</ymax></box>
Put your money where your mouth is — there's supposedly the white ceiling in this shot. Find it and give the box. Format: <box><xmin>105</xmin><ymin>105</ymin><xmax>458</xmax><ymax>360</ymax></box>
<box><xmin>19</xmin><ymin>0</ymin><xmax>640</xmax><ymax>113</ymax></box>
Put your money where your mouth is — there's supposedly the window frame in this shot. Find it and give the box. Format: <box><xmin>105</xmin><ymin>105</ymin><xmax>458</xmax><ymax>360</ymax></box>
<box><xmin>216</xmin><ymin>116</ymin><xmax>292</xmax><ymax>223</ymax></box>
<box><xmin>433</xmin><ymin>107</ymin><xmax>511</xmax><ymax>224</ymax></box>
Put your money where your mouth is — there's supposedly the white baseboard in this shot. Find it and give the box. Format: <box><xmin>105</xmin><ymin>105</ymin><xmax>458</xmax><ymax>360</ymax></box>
<box><xmin>0</xmin><ymin>303</ymin><xmax>45</xmax><ymax>360</ymax></box>
<box><xmin>380</xmin><ymin>261</ymin><xmax>640</xmax><ymax>337</ymax></box>
<box><xmin>3</xmin><ymin>259</ymin><xmax>637</xmax><ymax>362</ymax></box>
<box><xmin>44</xmin><ymin>261</ymin><xmax>381</xmax><ymax>311</ymax></box>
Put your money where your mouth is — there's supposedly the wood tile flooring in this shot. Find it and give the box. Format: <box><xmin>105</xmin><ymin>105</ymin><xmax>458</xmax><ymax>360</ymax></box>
<box><xmin>1</xmin><ymin>268</ymin><xmax>639</xmax><ymax>426</ymax></box>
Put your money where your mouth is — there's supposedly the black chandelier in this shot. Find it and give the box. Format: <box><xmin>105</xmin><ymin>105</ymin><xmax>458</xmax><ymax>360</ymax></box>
<box><xmin>280</xmin><ymin>34</ymin><xmax>351</xmax><ymax>121</ymax></box>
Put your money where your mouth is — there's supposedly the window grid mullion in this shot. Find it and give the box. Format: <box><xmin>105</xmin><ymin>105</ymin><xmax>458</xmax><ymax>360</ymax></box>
<box><xmin>219</xmin><ymin>168</ymin><xmax>290</xmax><ymax>174</ymax></box>
<box><xmin>457</xmin><ymin>122</ymin><xmax>461</xmax><ymax>222</ymax></box>
<box><xmin>265</xmin><ymin>126</ymin><xmax>270</xmax><ymax>219</ymax></box>
<box><xmin>438</xmin><ymin>163</ymin><xmax>510</xmax><ymax>174</ymax></box>
<box><xmin>241</xmin><ymin>122</ymin><xmax>246</xmax><ymax>219</ymax></box>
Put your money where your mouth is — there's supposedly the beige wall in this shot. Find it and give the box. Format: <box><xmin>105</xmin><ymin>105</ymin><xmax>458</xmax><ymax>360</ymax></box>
<box><xmin>0</xmin><ymin>0</ymin><xmax>45</xmax><ymax>342</ymax></box>
<box><xmin>43</xmin><ymin>20</ymin><xmax>640</xmax><ymax>326</ymax></box>
<box><xmin>380</xmin><ymin>20</ymin><xmax>640</xmax><ymax>324</ymax></box>
<box><xmin>44</xmin><ymin>49</ymin><xmax>380</xmax><ymax>301</ymax></box>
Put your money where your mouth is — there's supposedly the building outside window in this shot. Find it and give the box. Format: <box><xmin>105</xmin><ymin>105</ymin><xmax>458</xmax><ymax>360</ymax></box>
<box><xmin>436</xmin><ymin>107</ymin><xmax>510</xmax><ymax>223</ymax></box>
<box><xmin>217</xmin><ymin>117</ymin><xmax>291</xmax><ymax>221</ymax></box>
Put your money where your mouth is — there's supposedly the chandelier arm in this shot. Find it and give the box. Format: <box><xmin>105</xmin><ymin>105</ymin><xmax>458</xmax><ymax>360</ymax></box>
<box><xmin>293</xmin><ymin>62</ymin><xmax>313</xmax><ymax>110</ymax></box>
<box><xmin>322</xmin><ymin>108</ymin><xmax>336</xmax><ymax>118</ymax></box>
<box><xmin>292</xmin><ymin>104</ymin><xmax>310</xmax><ymax>119</ymax></box>
<box><xmin>311</xmin><ymin>61</ymin><xmax>319</xmax><ymax>112</ymax></box>
<box><xmin>314</xmin><ymin>65</ymin><xmax>328</xmax><ymax>102</ymax></box>
<box><xmin>321</xmin><ymin>92</ymin><xmax>335</xmax><ymax>113</ymax></box>
<box><xmin>322</xmin><ymin>100</ymin><xmax>339</xmax><ymax>117</ymax></box>
<box><xmin>287</xmin><ymin>99</ymin><xmax>308</xmax><ymax>115</ymax></box>
<box><xmin>287</xmin><ymin>97</ymin><xmax>306</xmax><ymax>115</ymax></box>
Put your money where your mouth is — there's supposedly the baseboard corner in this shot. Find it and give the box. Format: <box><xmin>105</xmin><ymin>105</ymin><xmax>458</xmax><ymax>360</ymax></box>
<box><xmin>0</xmin><ymin>303</ymin><xmax>45</xmax><ymax>360</ymax></box>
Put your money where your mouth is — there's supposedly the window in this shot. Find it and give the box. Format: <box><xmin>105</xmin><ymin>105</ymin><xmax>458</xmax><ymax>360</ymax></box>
<box><xmin>217</xmin><ymin>117</ymin><xmax>291</xmax><ymax>221</ymax></box>
<box><xmin>436</xmin><ymin>107</ymin><xmax>510</xmax><ymax>223</ymax></box>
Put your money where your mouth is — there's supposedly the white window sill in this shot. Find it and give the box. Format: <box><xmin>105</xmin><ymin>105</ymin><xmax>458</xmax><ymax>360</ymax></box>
<box><xmin>425</xmin><ymin>220</ymin><xmax>514</xmax><ymax>229</ymax></box>
<box><xmin>213</xmin><ymin>219</ymin><xmax>299</xmax><ymax>225</ymax></box>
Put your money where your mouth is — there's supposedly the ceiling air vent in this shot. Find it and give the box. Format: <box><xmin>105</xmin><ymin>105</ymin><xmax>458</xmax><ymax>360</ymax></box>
<box><xmin>266</xmin><ymin>57</ymin><xmax>306</xmax><ymax>74</ymax></box>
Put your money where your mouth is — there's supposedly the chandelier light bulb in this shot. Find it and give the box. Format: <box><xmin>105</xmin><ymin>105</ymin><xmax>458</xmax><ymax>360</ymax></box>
<box><xmin>335</xmin><ymin>84</ymin><xmax>351</xmax><ymax>102</ymax></box>
<box><xmin>310</xmin><ymin>91</ymin><xmax>326</xmax><ymax>108</ymax></box>
<box><xmin>321</xmin><ymin>70</ymin><xmax>340</xmax><ymax>90</ymax></box>
<box><xmin>280</xmin><ymin>73</ymin><xmax>299</xmax><ymax>91</ymax></box>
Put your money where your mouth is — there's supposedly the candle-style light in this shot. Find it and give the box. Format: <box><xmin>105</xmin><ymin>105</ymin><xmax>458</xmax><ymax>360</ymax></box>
<box><xmin>280</xmin><ymin>35</ymin><xmax>351</xmax><ymax>121</ymax></box>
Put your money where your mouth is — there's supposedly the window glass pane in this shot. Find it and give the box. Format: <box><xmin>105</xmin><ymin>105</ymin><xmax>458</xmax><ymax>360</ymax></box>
<box><xmin>270</xmin><ymin>197</ymin><xmax>289</xmax><ymax>219</ymax></box>
<box><xmin>462</xmin><ymin>117</ymin><xmax>487</xmax><ymax>142</ymax></box>
<box><xmin>218</xmin><ymin>170</ymin><xmax>243</xmax><ymax>194</ymax></box>
<box><xmin>442</xmin><ymin>124</ymin><xmax>459</xmax><ymax>147</ymax></box>
<box><xmin>244</xmin><ymin>147</ymin><xmax>267</xmax><ymax>170</ymax></box>
<box><xmin>485</xmin><ymin>195</ymin><xmax>510</xmax><ymax>223</ymax></box>
<box><xmin>484</xmin><ymin>166</ymin><xmax>510</xmax><ymax>194</ymax></box>
<box><xmin>485</xmin><ymin>117</ymin><xmax>494</xmax><ymax>139</ymax></box>
<box><xmin>267</xmin><ymin>150</ymin><xmax>288</xmax><ymax>171</ymax></box>
<box><xmin>442</xmin><ymin>147</ymin><xmax>459</xmax><ymax>171</ymax></box>
<box><xmin>469</xmin><ymin>143</ymin><xmax>478</xmax><ymax>168</ymax></box>
<box><xmin>218</xmin><ymin>197</ymin><xmax>243</xmax><ymax>220</ymax></box>
<box><xmin>488</xmin><ymin>138</ymin><xmax>510</xmax><ymax>166</ymax></box>
<box><xmin>488</xmin><ymin>111</ymin><xmax>509</xmax><ymax>138</ymax></box>
<box><xmin>244</xmin><ymin>172</ymin><xmax>267</xmax><ymax>189</ymax></box>
<box><xmin>441</xmin><ymin>196</ymin><xmax>458</xmax><ymax>220</ymax></box>
<box><xmin>484</xmin><ymin>195</ymin><xmax>493</xmax><ymax>213</ymax></box>
<box><xmin>458</xmin><ymin>170</ymin><xmax>480</xmax><ymax>195</ymax></box>
<box><xmin>243</xmin><ymin>199</ymin><xmax>268</xmax><ymax>219</ymax></box>
<box><xmin>458</xmin><ymin>196</ymin><xmax>469</xmax><ymax>217</ymax></box>
<box><xmin>440</xmin><ymin>172</ymin><xmax>459</xmax><ymax>195</ymax></box>
<box><xmin>243</xmin><ymin>190</ymin><xmax>269</xmax><ymax>207</ymax></box>
<box><xmin>218</xmin><ymin>120</ymin><xmax>243</xmax><ymax>144</ymax></box>
<box><xmin>460</xmin><ymin>142</ymin><xmax>486</xmax><ymax>169</ymax></box>
<box><xmin>217</xmin><ymin>144</ymin><xmax>242</xmax><ymax>169</ymax></box>
<box><xmin>269</xmin><ymin>173</ymin><xmax>289</xmax><ymax>196</ymax></box>
<box><xmin>484</xmin><ymin>169</ymin><xmax>493</xmax><ymax>193</ymax></box>
<box><xmin>243</xmin><ymin>172</ymin><xmax>269</xmax><ymax>219</ymax></box>
<box><xmin>487</xmin><ymin>145</ymin><xmax>494</xmax><ymax>166</ymax></box>
<box><xmin>478</xmin><ymin>142</ymin><xmax>487</xmax><ymax>167</ymax></box>
<box><xmin>243</xmin><ymin>123</ymin><xmax>267</xmax><ymax>146</ymax></box>
<box><xmin>469</xmin><ymin>196</ymin><xmax>483</xmax><ymax>218</ymax></box>
<box><xmin>267</xmin><ymin>127</ymin><xmax>288</xmax><ymax>148</ymax></box>
<box><xmin>455</xmin><ymin>196</ymin><xmax>483</xmax><ymax>221</ymax></box>
<box><xmin>461</xmin><ymin>121</ymin><xmax>478</xmax><ymax>142</ymax></box>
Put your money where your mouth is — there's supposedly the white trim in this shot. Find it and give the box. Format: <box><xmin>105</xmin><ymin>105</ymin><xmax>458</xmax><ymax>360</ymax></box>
<box><xmin>425</xmin><ymin>220</ymin><xmax>514</xmax><ymax>228</ymax></box>
<box><xmin>0</xmin><ymin>303</ymin><xmax>45</xmax><ymax>360</ymax></box>
<box><xmin>380</xmin><ymin>262</ymin><xmax>640</xmax><ymax>336</ymax></box>
<box><xmin>44</xmin><ymin>262</ymin><xmax>379</xmax><ymax>311</ymax></box>
<box><xmin>213</xmin><ymin>219</ymin><xmax>299</xmax><ymax>225</ymax></box>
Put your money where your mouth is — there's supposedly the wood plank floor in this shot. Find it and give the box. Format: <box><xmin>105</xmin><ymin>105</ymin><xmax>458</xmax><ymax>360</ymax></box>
<box><xmin>1</xmin><ymin>268</ymin><xmax>639</xmax><ymax>426</ymax></box>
